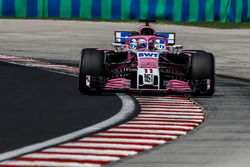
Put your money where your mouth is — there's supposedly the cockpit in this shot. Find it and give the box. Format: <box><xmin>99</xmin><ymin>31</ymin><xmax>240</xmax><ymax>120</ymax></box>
<box><xmin>126</xmin><ymin>37</ymin><xmax>167</xmax><ymax>51</ymax></box>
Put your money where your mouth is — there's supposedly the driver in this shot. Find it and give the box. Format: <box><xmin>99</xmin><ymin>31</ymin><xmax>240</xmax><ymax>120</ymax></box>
<box><xmin>137</xmin><ymin>39</ymin><xmax>147</xmax><ymax>49</ymax></box>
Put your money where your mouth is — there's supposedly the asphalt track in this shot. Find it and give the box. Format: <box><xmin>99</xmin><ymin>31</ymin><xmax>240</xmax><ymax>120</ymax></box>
<box><xmin>0</xmin><ymin>61</ymin><xmax>122</xmax><ymax>154</ymax></box>
<box><xmin>1</xmin><ymin>20</ymin><xmax>250</xmax><ymax>166</ymax></box>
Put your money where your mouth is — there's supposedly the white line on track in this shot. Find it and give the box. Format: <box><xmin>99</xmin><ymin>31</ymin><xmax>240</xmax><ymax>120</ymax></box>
<box><xmin>138</xmin><ymin>100</ymin><xmax>193</xmax><ymax>103</ymax></box>
<box><xmin>0</xmin><ymin>160</ymin><xmax>100</xmax><ymax>167</ymax></box>
<box><xmin>140</xmin><ymin>111</ymin><xmax>204</xmax><ymax>115</ymax></box>
<box><xmin>141</xmin><ymin>108</ymin><xmax>203</xmax><ymax>112</ymax></box>
<box><xmin>118</xmin><ymin>124</ymin><xmax>193</xmax><ymax>130</ymax></box>
<box><xmin>133</xmin><ymin>117</ymin><xmax>203</xmax><ymax>122</ymax></box>
<box><xmin>96</xmin><ymin>133</ymin><xmax>177</xmax><ymax>139</ymax></box>
<box><xmin>134</xmin><ymin>96</ymin><xmax>188</xmax><ymax>99</ymax></box>
<box><xmin>127</xmin><ymin>120</ymin><xmax>199</xmax><ymax>126</ymax></box>
<box><xmin>139</xmin><ymin>101</ymin><xmax>196</xmax><ymax>103</ymax></box>
<box><xmin>138</xmin><ymin>114</ymin><xmax>204</xmax><ymax>119</ymax></box>
<box><xmin>136</xmin><ymin>98</ymin><xmax>192</xmax><ymax>101</ymax></box>
<box><xmin>43</xmin><ymin>148</ymin><xmax>137</xmax><ymax>156</ymax></box>
<box><xmin>107</xmin><ymin>128</ymin><xmax>187</xmax><ymax>135</ymax></box>
<box><xmin>80</xmin><ymin>137</ymin><xmax>166</xmax><ymax>144</ymax></box>
<box><xmin>140</xmin><ymin>105</ymin><xmax>201</xmax><ymax>109</ymax></box>
<box><xmin>23</xmin><ymin>153</ymin><xmax>120</xmax><ymax>161</ymax></box>
<box><xmin>63</xmin><ymin>143</ymin><xmax>152</xmax><ymax>150</ymax></box>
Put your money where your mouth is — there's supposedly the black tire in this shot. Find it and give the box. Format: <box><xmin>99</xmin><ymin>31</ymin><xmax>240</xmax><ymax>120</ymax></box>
<box><xmin>190</xmin><ymin>51</ymin><xmax>215</xmax><ymax>96</ymax></box>
<box><xmin>79</xmin><ymin>49</ymin><xmax>105</xmax><ymax>94</ymax></box>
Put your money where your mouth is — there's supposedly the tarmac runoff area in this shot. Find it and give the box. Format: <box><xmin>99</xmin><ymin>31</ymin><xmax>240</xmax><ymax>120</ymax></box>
<box><xmin>0</xmin><ymin>19</ymin><xmax>250</xmax><ymax>80</ymax></box>
<box><xmin>1</xmin><ymin>20</ymin><xmax>250</xmax><ymax>167</ymax></box>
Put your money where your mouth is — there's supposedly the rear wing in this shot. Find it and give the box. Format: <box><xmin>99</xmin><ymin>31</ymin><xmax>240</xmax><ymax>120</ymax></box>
<box><xmin>114</xmin><ymin>31</ymin><xmax>176</xmax><ymax>45</ymax></box>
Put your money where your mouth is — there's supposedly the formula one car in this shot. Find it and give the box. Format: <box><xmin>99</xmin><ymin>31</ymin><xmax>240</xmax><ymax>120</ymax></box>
<box><xmin>79</xmin><ymin>21</ymin><xmax>215</xmax><ymax>96</ymax></box>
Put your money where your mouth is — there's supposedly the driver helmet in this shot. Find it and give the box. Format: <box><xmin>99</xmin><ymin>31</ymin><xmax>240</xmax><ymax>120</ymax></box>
<box><xmin>138</xmin><ymin>39</ymin><xmax>147</xmax><ymax>49</ymax></box>
<box><xmin>148</xmin><ymin>39</ymin><xmax>155</xmax><ymax>50</ymax></box>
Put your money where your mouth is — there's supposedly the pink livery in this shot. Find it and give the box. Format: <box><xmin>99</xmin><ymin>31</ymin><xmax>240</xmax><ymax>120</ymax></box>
<box><xmin>79</xmin><ymin>21</ymin><xmax>215</xmax><ymax>96</ymax></box>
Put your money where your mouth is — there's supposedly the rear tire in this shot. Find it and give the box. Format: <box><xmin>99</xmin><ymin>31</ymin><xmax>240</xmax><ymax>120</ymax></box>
<box><xmin>190</xmin><ymin>51</ymin><xmax>215</xmax><ymax>96</ymax></box>
<box><xmin>79</xmin><ymin>49</ymin><xmax>105</xmax><ymax>94</ymax></box>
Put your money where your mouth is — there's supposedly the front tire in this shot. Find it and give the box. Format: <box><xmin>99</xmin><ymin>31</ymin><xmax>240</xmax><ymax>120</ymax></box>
<box><xmin>190</xmin><ymin>51</ymin><xmax>215</xmax><ymax>96</ymax></box>
<box><xmin>79</xmin><ymin>49</ymin><xmax>105</xmax><ymax>94</ymax></box>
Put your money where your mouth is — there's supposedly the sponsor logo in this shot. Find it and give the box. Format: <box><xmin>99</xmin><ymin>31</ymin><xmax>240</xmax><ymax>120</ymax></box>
<box><xmin>138</xmin><ymin>52</ymin><xmax>159</xmax><ymax>58</ymax></box>
<box><xmin>144</xmin><ymin>74</ymin><xmax>153</xmax><ymax>83</ymax></box>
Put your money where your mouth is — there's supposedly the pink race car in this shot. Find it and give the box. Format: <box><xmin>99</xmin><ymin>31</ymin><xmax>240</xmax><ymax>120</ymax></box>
<box><xmin>79</xmin><ymin>21</ymin><xmax>215</xmax><ymax>96</ymax></box>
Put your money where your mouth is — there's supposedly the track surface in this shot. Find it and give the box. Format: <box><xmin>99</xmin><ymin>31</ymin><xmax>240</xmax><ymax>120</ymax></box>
<box><xmin>0</xmin><ymin>61</ymin><xmax>122</xmax><ymax>153</ymax></box>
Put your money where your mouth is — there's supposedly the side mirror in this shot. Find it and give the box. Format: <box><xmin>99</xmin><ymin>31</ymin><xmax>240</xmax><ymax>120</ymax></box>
<box><xmin>112</xmin><ymin>43</ymin><xmax>123</xmax><ymax>48</ymax></box>
<box><xmin>173</xmin><ymin>45</ymin><xmax>183</xmax><ymax>50</ymax></box>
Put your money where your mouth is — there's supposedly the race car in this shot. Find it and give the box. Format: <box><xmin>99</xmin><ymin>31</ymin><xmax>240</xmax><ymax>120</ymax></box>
<box><xmin>79</xmin><ymin>21</ymin><xmax>215</xmax><ymax>96</ymax></box>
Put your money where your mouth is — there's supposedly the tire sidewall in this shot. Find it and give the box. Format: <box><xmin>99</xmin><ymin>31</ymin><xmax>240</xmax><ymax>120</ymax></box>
<box><xmin>79</xmin><ymin>49</ymin><xmax>105</xmax><ymax>93</ymax></box>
